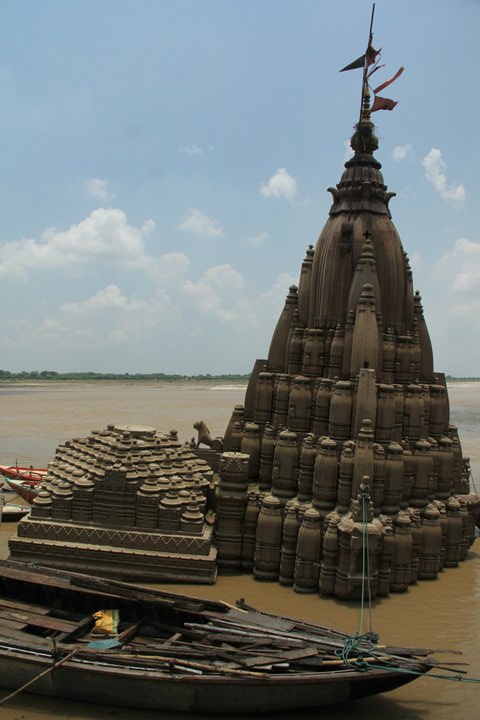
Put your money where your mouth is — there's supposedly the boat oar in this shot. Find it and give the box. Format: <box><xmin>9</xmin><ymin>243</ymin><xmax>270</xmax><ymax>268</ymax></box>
<box><xmin>0</xmin><ymin>648</ymin><xmax>78</xmax><ymax>706</ymax></box>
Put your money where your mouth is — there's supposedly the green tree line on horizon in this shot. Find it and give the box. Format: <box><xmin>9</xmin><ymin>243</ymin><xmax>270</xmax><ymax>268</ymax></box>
<box><xmin>0</xmin><ymin>370</ymin><xmax>251</xmax><ymax>382</ymax></box>
<box><xmin>0</xmin><ymin>370</ymin><xmax>478</xmax><ymax>382</ymax></box>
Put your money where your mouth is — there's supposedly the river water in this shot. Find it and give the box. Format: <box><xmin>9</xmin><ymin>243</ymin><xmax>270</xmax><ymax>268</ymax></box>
<box><xmin>0</xmin><ymin>380</ymin><xmax>478</xmax><ymax>719</ymax></box>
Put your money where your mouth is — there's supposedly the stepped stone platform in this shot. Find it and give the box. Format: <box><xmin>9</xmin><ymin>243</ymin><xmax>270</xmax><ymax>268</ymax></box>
<box><xmin>9</xmin><ymin>424</ymin><xmax>217</xmax><ymax>583</ymax></box>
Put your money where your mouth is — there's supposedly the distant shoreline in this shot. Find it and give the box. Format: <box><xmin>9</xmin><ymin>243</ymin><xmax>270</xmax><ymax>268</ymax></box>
<box><xmin>0</xmin><ymin>372</ymin><xmax>479</xmax><ymax>384</ymax></box>
<box><xmin>0</xmin><ymin>372</ymin><xmax>251</xmax><ymax>383</ymax></box>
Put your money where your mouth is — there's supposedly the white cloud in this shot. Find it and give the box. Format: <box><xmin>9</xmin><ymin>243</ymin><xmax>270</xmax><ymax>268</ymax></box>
<box><xmin>0</xmin><ymin>208</ymin><xmax>156</xmax><ymax>280</ymax></box>
<box><xmin>86</xmin><ymin>177</ymin><xmax>112</xmax><ymax>199</ymax></box>
<box><xmin>178</xmin><ymin>209</ymin><xmax>224</xmax><ymax>237</ymax></box>
<box><xmin>393</xmin><ymin>143</ymin><xmax>412</xmax><ymax>161</ymax></box>
<box><xmin>422</xmin><ymin>148</ymin><xmax>465</xmax><ymax>204</ymax></box>
<box><xmin>0</xmin><ymin>205</ymin><xmax>305</xmax><ymax>373</ymax></box>
<box><xmin>260</xmin><ymin>272</ymin><xmax>297</xmax><ymax>304</ymax></box>
<box><xmin>48</xmin><ymin>284</ymin><xmax>179</xmax><ymax>348</ymax></box>
<box><xmin>247</xmin><ymin>231</ymin><xmax>268</xmax><ymax>246</ymax></box>
<box><xmin>260</xmin><ymin>168</ymin><xmax>297</xmax><ymax>200</ymax></box>
<box><xmin>178</xmin><ymin>144</ymin><xmax>205</xmax><ymax>156</ymax></box>
<box><xmin>183</xmin><ymin>264</ymin><xmax>247</xmax><ymax>322</ymax></box>
<box><xmin>202</xmin><ymin>265</ymin><xmax>245</xmax><ymax>291</ymax></box>
<box><xmin>145</xmin><ymin>252</ymin><xmax>190</xmax><ymax>284</ymax></box>
<box><xmin>433</xmin><ymin>237</ymin><xmax>480</xmax><ymax>296</ymax></box>
<box><xmin>410</xmin><ymin>251</ymin><xmax>422</xmax><ymax>272</ymax></box>
<box><xmin>61</xmin><ymin>285</ymin><xmax>146</xmax><ymax>314</ymax></box>
<box><xmin>421</xmin><ymin>236</ymin><xmax>480</xmax><ymax>375</ymax></box>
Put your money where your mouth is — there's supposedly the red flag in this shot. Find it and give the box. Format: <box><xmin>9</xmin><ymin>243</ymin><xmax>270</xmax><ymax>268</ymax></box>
<box><xmin>373</xmin><ymin>66</ymin><xmax>404</xmax><ymax>94</ymax></box>
<box><xmin>366</xmin><ymin>42</ymin><xmax>380</xmax><ymax>67</ymax></box>
<box><xmin>371</xmin><ymin>95</ymin><xmax>398</xmax><ymax>112</ymax></box>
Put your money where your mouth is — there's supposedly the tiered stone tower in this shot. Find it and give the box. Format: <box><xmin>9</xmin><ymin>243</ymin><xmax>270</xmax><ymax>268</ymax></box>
<box><xmin>220</xmin><ymin>88</ymin><xmax>479</xmax><ymax>599</ymax></box>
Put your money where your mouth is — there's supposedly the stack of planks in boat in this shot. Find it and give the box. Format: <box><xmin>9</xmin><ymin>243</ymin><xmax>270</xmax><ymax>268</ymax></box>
<box><xmin>0</xmin><ymin>559</ymin><xmax>466</xmax><ymax>713</ymax></box>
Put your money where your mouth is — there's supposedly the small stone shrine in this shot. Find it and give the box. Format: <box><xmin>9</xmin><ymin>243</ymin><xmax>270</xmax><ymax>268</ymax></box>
<box><xmin>9</xmin><ymin>424</ymin><xmax>217</xmax><ymax>583</ymax></box>
<box><xmin>219</xmin><ymin>86</ymin><xmax>480</xmax><ymax>600</ymax></box>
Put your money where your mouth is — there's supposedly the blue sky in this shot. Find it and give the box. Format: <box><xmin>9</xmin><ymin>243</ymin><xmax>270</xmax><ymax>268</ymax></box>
<box><xmin>1</xmin><ymin>0</ymin><xmax>479</xmax><ymax>375</ymax></box>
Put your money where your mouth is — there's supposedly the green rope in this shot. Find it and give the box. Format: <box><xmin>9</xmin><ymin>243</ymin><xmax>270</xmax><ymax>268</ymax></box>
<box><xmin>340</xmin><ymin>488</ymin><xmax>480</xmax><ymax>686</ymax></box>
<box><xmin>367</xmin><ymin>663</ymin><xmax>480</xmax><ymax>684</ymax></box>
<box><xmin>334</xmin><ymin>631</ymin><xmax>380</xmax><ymax>671</ymax></box>
<box><xmin>468</xmin><ymin>467</ymin><xmax>479</xmax><ymax>500</ymax></box>
<box><xmin>335</xmin><ymin>640</ymin><xmax>480</xmax><ymax>684</ymax></box>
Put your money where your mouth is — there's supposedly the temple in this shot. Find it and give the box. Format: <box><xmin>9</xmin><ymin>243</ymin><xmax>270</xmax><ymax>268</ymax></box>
<box><xmin>219</xmin><ymin>85</ymin><xmax>479</xmax><ymax>598</ymax></box>
<box><xmin>8</xmin><ymin>65</ymin><xmax>479</xmax><ymax>602</ymax></box>
<box><xmin>9</xmin><ymin>425</ymin><xmax>217</xmax><ymax>583</ymax></box>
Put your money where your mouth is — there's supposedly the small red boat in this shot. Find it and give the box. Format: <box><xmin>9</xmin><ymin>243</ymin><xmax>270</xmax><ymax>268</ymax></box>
<box><xmin>0</xmin><ymin>464</ymin><xmax>47</xmax><ymax>504</ymax></box>
<box><xmin>0</xmin><ymin>464</ymin><xmax>47</xmax><ymax>483</ymax></box>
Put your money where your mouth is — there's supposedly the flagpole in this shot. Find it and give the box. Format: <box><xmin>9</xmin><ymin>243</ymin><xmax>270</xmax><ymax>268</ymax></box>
<box><xmin>359</xmin><ymin>2</ymin><xmax>376</xmax><ymax>125</ymax></box>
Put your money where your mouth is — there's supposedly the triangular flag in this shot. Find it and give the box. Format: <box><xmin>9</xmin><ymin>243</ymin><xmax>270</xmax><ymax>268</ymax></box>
<box><xmin>340</xmin><ymin>42</ymin><xmax>380</xmax><ymax>72</ymax></box>
<box><xmin>340</xmin><ymin>54</ymin><xmax>366</xmax><ymax>72</ymax></box>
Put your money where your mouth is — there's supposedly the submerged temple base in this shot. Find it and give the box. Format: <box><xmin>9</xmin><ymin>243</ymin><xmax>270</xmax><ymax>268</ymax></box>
<box><xmin>215</xmin><ymin>450</ymin><xmax>479</xmax><ymax>600</ymax></box>
<box><xmin>9</xmin><ymin>424</ymin><xmax>217</xmax><ymax>583</ymax></box>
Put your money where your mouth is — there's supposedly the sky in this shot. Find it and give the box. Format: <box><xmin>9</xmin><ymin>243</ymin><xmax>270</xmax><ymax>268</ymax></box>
<box><xmin>1</xmin><ymin>0</ymin><xmax>479</xmax><ymax>376</ymax></box>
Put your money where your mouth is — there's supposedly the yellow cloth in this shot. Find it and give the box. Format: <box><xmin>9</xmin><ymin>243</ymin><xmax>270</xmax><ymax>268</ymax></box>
<box><xmin>92</xmin><ymin>609</ymin><xmax>119</xmax><ymax>635</ymax></box>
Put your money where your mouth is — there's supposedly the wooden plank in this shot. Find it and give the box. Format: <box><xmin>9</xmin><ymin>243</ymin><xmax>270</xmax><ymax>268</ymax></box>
<box><xmin>0</xmin><ymin>564</ymin><xmax>73</xmax><ymax>590</ymax></box>
<box><xmin>0</xmin><ymin>608</ymin><xmax>83</xmax><ymax>634</ymax></box>
<box><xmin>85</xmin><ymin>650</ymin><xmax>270</xmax><ymax>678</ymax></box>
<box><xmin>0</xmin><ymin>629</ymin><xmax>56</xmax><ymax>648</ymax></box>
<box><xmin>186</xmin><ymin>623</ymin><xmax>309</xmax><ymax>647</ymax></box>
<box><xmin>69</xmin><ymin>576</ymin><xmax>177</xmax><ymax>606</ymax></box>
<box><xmin>160</xmin><ymin>631</ymin><xmax>182</xmax><ymax>648</ymax></box>
<box><xmin>116</xmin><ymin>621</ymin><xmax>142</xmax><ymax>643</ymax></box>
<box><xmin>225</xmin><ymin>608</ymin><xmax>295</xmax><ymax>632</ymax></box>
<box><xmin>203</xmin><ymin>631</ymin><xmax>307</xmax><ymax>648</ymax></box>
<box><xmin>0</xmin><ymin>618</ymin><xmax>27</xmax><ymax>631</ymax></box>
<box><xmin>0</xmin><ymin>598</ymin><xmax>51</xmax><ymax>615</ymax></box>
<box><xmin>235</xmin><ymin>600</ymin><xmax>352</xmax><ymax>643</ymax></box>
<box><xmin>68</xmin><ymin>574</ymin><xmax>218</xmax><ymax>614</ymax></box>
<box><xmin>200</xmin><ymin>619</ymin><xmax>347</xmax><ymax>651</ymax></box>
<box><xmin>239</xmin><ymin>646</ymin><xmax>318</xmax><ymax>668</ymax></box>
<box><xmin>55</xmin><ymin>615</ymin><xmax>94</xmax><ymax>643</ymax></box>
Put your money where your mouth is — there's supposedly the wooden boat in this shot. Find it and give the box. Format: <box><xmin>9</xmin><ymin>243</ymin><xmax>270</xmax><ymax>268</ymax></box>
<box><xmin>0</xmin><ymin>560</ymin><xmax>461</xmax><ymax>713</ymax></box>
<box><xmin>0</xmin><ymin>464</ymin><xmax>47</xmax><ymax>483</ymax></box>
<box><xmin>2</xmin><ymin>477</ymin><xmax>41</xmax><ymax>504</ymax></box>
<box><xmin>0</xmin><ymin>465</ymin><xmax>46</xmax><ymax>504</ymax></box>
<box><xmin>0</xmin><ymin>503</ymin><xmax>30</xmax><ymax>522</ymax></box>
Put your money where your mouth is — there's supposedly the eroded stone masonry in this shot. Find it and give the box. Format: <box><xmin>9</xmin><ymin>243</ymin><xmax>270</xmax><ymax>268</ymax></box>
<box><xmin>218</xmin><ymin>91</ymin><xmax>479</xmax><ymax>599</ymax></box>
<box><xmin>9</xmin><ymin>425</ymin><xmax>217</xmax><ymax>583</ymax></box>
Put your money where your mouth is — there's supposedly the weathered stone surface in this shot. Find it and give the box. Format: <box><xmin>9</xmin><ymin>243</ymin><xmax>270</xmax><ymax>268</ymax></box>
<box><xmin>220</xmin><ymin>91</ymin><xmax>479</xmax><ymax>601</ymax></box>
<box><xmin>9</xmin><ymin>424</ymin><xmax>217</xmax><ymax>583</ymax></box>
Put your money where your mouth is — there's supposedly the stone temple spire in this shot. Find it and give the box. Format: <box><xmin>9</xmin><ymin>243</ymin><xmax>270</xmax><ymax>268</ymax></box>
<box><xmin>219</xmin><ymin>87</ymin><xmax>479</xmax><ymax>601</ymax></box>
<box><xmin>308</xmin><ymin>89</ymin><xmax>408</xmax><ymax>336</ymax></box>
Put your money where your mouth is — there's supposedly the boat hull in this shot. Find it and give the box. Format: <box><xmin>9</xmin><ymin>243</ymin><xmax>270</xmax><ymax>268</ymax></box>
<box><xmin>0</xmin><ymin>503</ymin><xmax>30</xmax><ymax>522</ymax></box>
<box><xmin>0</xmin><ymin>560</ymin><xmax>437</xmax><ymax>713</ymax></box>
<box><xmin>0</xmin><ymin>647</ymin><xmax>428</xmax><ymax>713</ymax></box>
<box><xmin>0</xmin><ymin>465</ymin><xmax>47</xmax><ymax>483</ymax></box>
<box><xmin>3</xmin><ymin>478</ymin><xmax>39</xmax><ymax>504</ymax></box>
